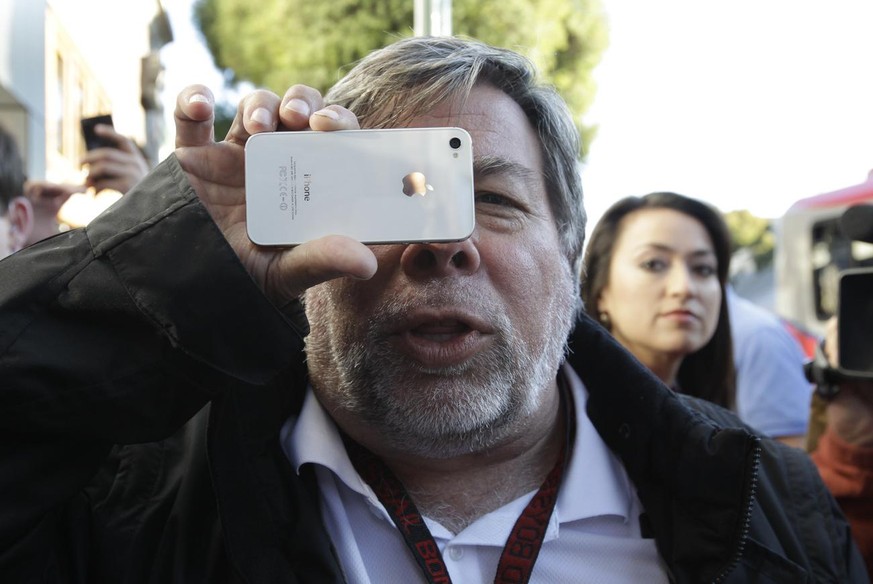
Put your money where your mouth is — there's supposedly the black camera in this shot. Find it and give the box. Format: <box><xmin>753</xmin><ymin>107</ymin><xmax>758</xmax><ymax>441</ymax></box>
<box><xmin>836</xmin><ymin>203</ymin><xmax>873</xmax><ymax>378</ymax></box>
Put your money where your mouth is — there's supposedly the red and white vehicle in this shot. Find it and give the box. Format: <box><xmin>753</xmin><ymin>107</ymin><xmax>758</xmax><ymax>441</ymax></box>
<box><xmin>775</xmin><ymin>173</ymin><xmax>873</xmax><ymax>340</ymax></box>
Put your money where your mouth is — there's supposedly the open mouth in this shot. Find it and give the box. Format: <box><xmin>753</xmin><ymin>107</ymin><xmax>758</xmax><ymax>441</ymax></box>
<box><xmin>410</xmin><ymin>319</ymin><xmax>474</xmax><ymax>341</ymax></box>
<box><xmin>389</xmin><ymin>311</ymin><xmax>495</xmax><ymax>367</ymax></box>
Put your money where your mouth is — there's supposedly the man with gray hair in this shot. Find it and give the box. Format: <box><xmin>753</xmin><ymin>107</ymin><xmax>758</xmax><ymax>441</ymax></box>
<box><xmin>0</xmin><ymin>36</ymin><xmax>866</xmax><ymax>583</ymax></box>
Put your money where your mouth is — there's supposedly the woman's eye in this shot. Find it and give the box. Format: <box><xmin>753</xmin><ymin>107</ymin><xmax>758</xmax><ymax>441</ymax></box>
<box><xmin>641</xmin><ymin>258</ymin><xmax>667</xmax><ymax>271</ymax></box>
<box><xmin>693</xmin><ymin>264</ymin><xmax>717</xmax><ymax>277</ymax></box>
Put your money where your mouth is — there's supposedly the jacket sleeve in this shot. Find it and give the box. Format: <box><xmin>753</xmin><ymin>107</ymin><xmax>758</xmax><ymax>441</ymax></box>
<box><xmin>812</xmin><ymin>428</ymin><xmax>873</xmax><ymax>578</ymax></box>
<box><xmin>0</xmin><ymin>155</ymin><xmax>305</xmax><ymax>560</ymax></box>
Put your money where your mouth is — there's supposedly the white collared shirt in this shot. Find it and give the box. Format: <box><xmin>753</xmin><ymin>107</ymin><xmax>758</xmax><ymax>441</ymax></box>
<box><xmin>280</xmin><ymin>364</ymin><xmax>669</xmax><ymax>583</ymax></box>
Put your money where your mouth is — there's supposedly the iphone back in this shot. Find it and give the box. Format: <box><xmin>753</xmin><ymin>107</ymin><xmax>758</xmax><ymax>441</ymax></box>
<box><xmin>245</xmin><ymin>128</ymin><xmax>475</xmax><ymax>246</ymax></box>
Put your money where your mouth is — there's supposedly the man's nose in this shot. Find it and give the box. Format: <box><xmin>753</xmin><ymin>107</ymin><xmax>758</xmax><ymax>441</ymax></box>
<box><xmin>399</xmin><ymin>233</ymin><xmax>481</xmax><ymax>279</ymax></box>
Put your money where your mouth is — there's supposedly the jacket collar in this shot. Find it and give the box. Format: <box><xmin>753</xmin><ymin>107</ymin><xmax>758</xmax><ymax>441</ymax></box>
<box><xmin>567</xmin><ymin>313</ymin><xmax>760</xmax><ymax>582</ymax></box>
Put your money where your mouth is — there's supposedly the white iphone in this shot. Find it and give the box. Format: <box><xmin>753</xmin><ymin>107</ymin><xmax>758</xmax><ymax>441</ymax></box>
<box><xmin>244</xmin><ymin>128</ymin><xmax>476</xmax><ymax>246</ymax></box>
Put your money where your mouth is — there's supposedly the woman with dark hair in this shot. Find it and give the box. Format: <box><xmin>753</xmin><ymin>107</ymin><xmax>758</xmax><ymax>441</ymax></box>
<box><xmin>582</xmin><ymin>191</ymin><xmax>736</xmax><ymax>408</ymax></box>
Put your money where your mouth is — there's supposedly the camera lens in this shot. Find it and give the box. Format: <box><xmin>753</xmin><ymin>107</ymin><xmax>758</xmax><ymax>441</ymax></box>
<box><xmin>449</xmin><ymin>137</ymin><xmax>462</xmax><ymax>149</ymax></box>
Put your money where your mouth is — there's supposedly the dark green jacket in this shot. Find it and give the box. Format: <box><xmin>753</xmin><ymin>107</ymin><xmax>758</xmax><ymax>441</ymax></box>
<box><xmin>0</xmin><ymin>156</ymin><xmax>866</xmax><ymax>583</ymax></box>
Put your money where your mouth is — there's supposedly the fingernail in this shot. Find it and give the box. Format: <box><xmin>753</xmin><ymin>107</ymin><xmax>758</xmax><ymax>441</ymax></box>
<box><xmin>285</xmin><ymin>98</ymin><xmax>310</xmax><ymax>117</ymax></box>
<box><xmin>251</xmin><ymin>107</ymin><xmax>273</xmax><ymax>126</ymax></box>
<box><xmin>188</xmin><ymin>93</ymin><xmax>210</xmax><ymax>104</ymax></box>
<box><xmin>313</xmin><ymin>108</ymin><xmax>339</xmax><ymax>121</ymax></box>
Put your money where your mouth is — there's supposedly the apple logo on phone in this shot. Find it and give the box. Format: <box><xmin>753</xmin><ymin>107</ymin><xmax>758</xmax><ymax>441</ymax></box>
<box><xmin>402</xmin><ymin>171</ymin><xmax>434</xmax><ymax>197</ymax></box>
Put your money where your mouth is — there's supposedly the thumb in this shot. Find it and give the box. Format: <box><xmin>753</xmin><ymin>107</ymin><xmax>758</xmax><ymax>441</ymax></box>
<box><xmin>175</xmin><ymin>85</ymin><xmax>216</xmax><ymax>148</ymax></box>
<box><xmin>263</xmin><ymin>236</ymin><xmax>378</xmax><ymax>302</ymax></box>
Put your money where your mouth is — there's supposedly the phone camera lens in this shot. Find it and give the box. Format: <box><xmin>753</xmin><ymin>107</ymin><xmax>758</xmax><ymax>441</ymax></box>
<box><xmin>449</xmin><ymin>137</ymin><xmax>462</xmax><ymax>149</ymax></box>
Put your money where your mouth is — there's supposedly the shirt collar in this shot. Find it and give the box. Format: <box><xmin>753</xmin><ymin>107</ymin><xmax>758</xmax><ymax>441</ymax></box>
<box><xmin>281</xmin><ymin>389</ymin><xmax>375</xmax><ymax>501</ymax></box>
<box><xmin>557</xmin><ymin>363</ymin><xmax>635</xmax><ymax>523</ymax></box>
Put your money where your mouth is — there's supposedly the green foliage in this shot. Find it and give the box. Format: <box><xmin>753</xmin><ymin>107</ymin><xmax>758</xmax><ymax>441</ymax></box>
<box><xmin>195</xmin><ymin>0</ymin><xmax>414</xmax><ymax>95</ymax></box>
<box><xmin>193</xmin><ymin>0</ymin><xmax>608</xmax><ymax>156</ymax></box>
<box><xmin>724</xmin><ymin>209</ymin><xmax>775</xmax><ymax>269</ymax></box>
<box><xmin>454</xmin><ymin>0</ymin><xmax>607</xmax><ymax>153</ymax></box>
<box><xmin>212</xmin><ymin>101</ymin><xmax>237</xmax><ymax>141</ymax></box>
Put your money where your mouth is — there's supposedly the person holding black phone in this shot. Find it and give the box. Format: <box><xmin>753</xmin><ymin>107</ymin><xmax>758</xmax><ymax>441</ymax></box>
<box><xmin>80</xmin><ymin>117</ymin><xmax>151</xmax><ymax>195</ymax></box>
<box><xmin>20</xmin><ymin>119</ymin><xmax>152</xmax><ymax>247</ymax></box>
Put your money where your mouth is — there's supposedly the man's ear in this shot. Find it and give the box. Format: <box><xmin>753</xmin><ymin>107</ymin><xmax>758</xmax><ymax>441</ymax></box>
<box><xmin>6</xmin><ymin>196</ymin><xmax>34</xmax><ymax>252</ymax></box>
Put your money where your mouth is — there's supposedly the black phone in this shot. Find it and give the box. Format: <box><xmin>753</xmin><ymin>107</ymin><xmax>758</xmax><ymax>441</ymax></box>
<box><xmin>81</xmin><ymin>114</ymin><xmax>115</xmax><ymax>150</ymax></box>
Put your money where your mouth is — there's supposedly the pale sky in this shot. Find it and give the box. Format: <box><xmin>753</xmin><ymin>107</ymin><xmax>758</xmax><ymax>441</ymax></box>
<box><xmin>582</xmin><ymin>0</ymin><xmax>873</xmax><ymax>227</ymax></box>
<box><xmin>161</xmin><ymin>0</ymin><xmax>873</xmax><ymax>227</ymax></box>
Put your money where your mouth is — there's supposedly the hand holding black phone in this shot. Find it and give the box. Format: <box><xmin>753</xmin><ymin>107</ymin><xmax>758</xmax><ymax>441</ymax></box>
<box><xmin>81</xmin><ymin>114</ymin><xmax>115</xmax><ymax>150</ymax></box>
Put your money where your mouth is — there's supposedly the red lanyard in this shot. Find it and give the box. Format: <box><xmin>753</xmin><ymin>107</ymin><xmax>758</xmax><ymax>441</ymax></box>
<box><xmin>343</xmin><ymin>384</ymin><xmax>573</xmax><ymax>584</ymax></box>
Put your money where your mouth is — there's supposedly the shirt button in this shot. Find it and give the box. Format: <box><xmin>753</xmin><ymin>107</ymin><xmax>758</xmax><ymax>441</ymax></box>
<box><xmin>447</xmin><ymin>546</ymin><xmax>464</xmax><ymax>561</ymax></box>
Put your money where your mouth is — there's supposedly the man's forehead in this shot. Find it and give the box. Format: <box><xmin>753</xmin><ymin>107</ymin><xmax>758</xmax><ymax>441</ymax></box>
<box><xmin>407</xmin><ymin>86</ymin><xmax>542</xmax><ymax>170</ymax></box>
<box><xmin>473</xmin><ymin>155</ymin><xmax>541</xmax><ymax>184</ymax></box>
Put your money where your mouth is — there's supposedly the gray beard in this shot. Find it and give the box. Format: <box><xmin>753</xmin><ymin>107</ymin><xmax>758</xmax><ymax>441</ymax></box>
<box><xmin>304</xmin><ymin>276</ymin><xmax>577</xmax><ymax>459</ymax></box>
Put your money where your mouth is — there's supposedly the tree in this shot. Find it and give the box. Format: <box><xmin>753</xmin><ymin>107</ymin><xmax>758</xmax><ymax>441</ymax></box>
<box><xmin>212</xmin><ymin>101</ymin><xmax>236</xmax><ymax>141</ymax></box>
<box><xmin>724</xmin><ymin>209</ymin><xmax>775</xmax><ymax>270</ymax></box>
<box><xmin>193</xmin><ymin>0</ymin><xmax>607</xmax><ymax>155</ymax></box>
<box><xmin>454</xmin><ymin>0</ymin><xmax>606</xmax><ymax>152</ymax></box>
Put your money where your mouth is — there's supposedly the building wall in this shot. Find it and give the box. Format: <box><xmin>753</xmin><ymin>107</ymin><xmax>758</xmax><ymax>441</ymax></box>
<box><xmin>44</xmin><ymin>6</ymin><xmax>114</xmax><ymax>183</ymax></box>
<box><xmin>0</xmin><ymin>0</ymin><xmax>48</xmax><ymax>181</ymax></box>
<box><xmin>0</xmin><ymin>0</ymin><xmax>166</xmax><ymax>186</ymax></box>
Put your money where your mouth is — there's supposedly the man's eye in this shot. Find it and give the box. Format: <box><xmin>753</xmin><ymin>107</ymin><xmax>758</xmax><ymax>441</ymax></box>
<box><xmin>475</xmin><ymin>192</ymin><xmax>512</xmax><ymax>207</ymax></box>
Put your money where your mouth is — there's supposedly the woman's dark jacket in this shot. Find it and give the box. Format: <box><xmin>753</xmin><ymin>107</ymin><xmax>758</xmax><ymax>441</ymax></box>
<box><xmin>0</xmin><ymin>157</ymin><xmax>867</xmax><ymax>583</ymax></box>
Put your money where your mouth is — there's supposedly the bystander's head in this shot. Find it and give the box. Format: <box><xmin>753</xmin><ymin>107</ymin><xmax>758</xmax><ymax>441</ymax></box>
<box><xmin>0</xmin><ymin>125</ymin><xmax>32</xmax><ymax>259</ymax></box>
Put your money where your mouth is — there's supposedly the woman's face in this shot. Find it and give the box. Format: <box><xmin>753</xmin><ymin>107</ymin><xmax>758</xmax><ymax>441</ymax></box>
<box><xmin>597</xmin><ymin>208</ymin><xmax>722</xmax><ymax>380</ymax></box>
